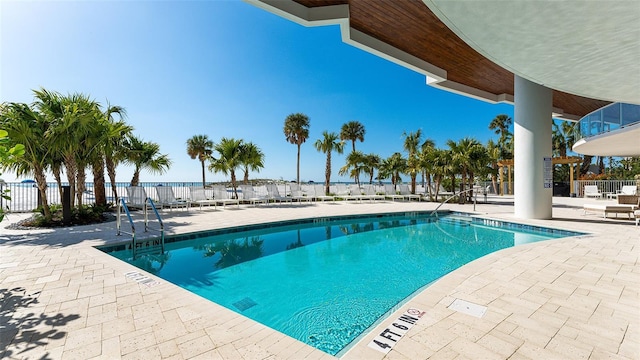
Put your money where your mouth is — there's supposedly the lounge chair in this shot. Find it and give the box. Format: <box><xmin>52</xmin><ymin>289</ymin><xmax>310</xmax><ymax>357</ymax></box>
<box><xmin>583</xmin><ymin>185</ymin><xmax>602</xmax><ymax>199</ymax></box>
<box><xmin>383</xmin><ymin>184</ymin><xmax>404</xmax><ymax>202</ymax></box>
<box><xmin>583</xmin><ymin>194</ymin><xmax>639</xmax><ymax>219</ymax></box>
<box><xmin>398</xmin><ymin>184</ymin><xmax>421</xmax><ymax>201</ymax></box>
<box><xmin>212</xmin><ymin>185</ymin><xmax>240</xmax><ymax>208</ymax></box>
<box><xmin>155</xmin><ymin>186</ymin><xmax>189</xmax><ymax>211</ymax></box>
<box><xmin>361</xmin><ymin>184</ymin><xmax>385</xmax><ymax>202</ymax></box>
<box><xmin>265</xmin><ymin>183</ymin><xmax>292</xmax><ymax>204</ymax></box>
<box><xmin>312</xmin><ymin>184</ymin><xmax>335</xmax><ymax>202</ymax></box>
<box><xmin>125</xmin><ymin>186</ymin><xmax>148</xmax><ymax>209</ymax></box>
<box><xmin>335</xmin><ymin>184</ymin><xmax>361</xmax><ymax>202</ymax></box>
<box><xmin>289</xmin><ymin>183</ymin><xmax>311</xmax><ymax>203</ymax></box>
<box><xmin>611</xmin><ymin>185</ymin><xmax>638</xmax><ymax>199</ymax></box>
<box><xmin>238</xmin><ymin>185</ymin><xmax>268</xmax><ymax>206</ymax></box>
<box><xmin>635</xmin><ymin>210</ymin><xmax>640</xmax><ymax>226</ymax></box>
<box><xmin>188</xmin><ymin>187</ymin><xmax>217</xmax><ymax>210</ymax></box>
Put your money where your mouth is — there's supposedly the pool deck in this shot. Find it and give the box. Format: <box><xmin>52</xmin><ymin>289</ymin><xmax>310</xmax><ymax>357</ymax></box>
<box><xmin>0</xmin><ymin>195</ymin><xmax>638</xmax><ymax>359</ymax></box>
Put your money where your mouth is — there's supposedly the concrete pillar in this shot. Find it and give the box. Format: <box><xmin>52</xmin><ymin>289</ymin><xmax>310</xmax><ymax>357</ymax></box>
<box><xmin>514</xmin><ymin>75</ymin><xmax>553</xmax><ymax>219</ymax></box>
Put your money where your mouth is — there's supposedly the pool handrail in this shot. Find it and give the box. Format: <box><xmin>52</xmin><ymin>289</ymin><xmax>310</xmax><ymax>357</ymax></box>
<box><xmin>430</xmin><ymin>187</ymin><xmax>477</xmax><ymax>217</ymax></box>
<box><xmin>116</xmin><ymin>198</ymin><xmax>136</xmax><ymax>241</ymax></box>
<box><xmin>144</xmin><ymin>198</ymin><xmax>165</xmax><ymax>254</ymax></box>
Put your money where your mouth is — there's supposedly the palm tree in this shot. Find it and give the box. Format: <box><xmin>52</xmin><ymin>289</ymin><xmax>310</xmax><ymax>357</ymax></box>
<box><xmin>283</xmin><ymin>113</ymin><xmax>310</xmax><ymax>184</ymax></box>
<box><xmin>362</xmin><ymin>153</ymin><xmax>381</xmax><ymax>184</ymax></box>
<box><xmin>209</xmin><ymin>137</ymin><xmax>244</xmax><ymax>196</ymax></box>
<box><xmin>420</xmin><ymin>138</ymin><xmax>435</xmax><ymax>194</ymax></box>
<box><xmin>124</xmin><ymin>136</ymin><xmax>172</xmax><ymax>186</ymax></box>
<box><xmin>186</xmin><ymin>134</ymin><xmax>213</xmax><ymax>187</ymax></box>
<box><xmin>486</xmin><ymin>139</ymin><xmax>501</xmax><ymax>194</ymax></box>
<box><xmin>90</xmin><ymin>102</ymin><xmax>128</xmax><ymax>207</ymax></box>
<box><xmin>378</xmin><ymin>152</ymin><xmax>406</xmax><ymax>187</ymax></box>
<box><xmin>402</xmin><ymin>129</ymin><xmax>422</xmax><ymax>194</ymax></box>
<box><xmin>314</xmin><ymin>131</ymin><xmax>344</xmax><ymax>194</ymax></box>
<box><xmin>339</xmin><ymin>150</ymin><xmax>366</xmax><ymax>186</ymax></box>
<box><xmin>340</xmin><ymin>121</ymin><xmax>366</xmax><ymax>152</ymax></box>
<box><xmin>489</xmin><ymin>114</ymin><xmax>513</xmax><ymax>160</ymax></box>
<box><xmin>103</xmin><ymin>116</ymin><xmax>133</xmax><ymax>204</ymax></box>
<box><xmin>239</xmin><ymin>142</ymin><xmax>265</xmax><ymax>184</ymax></box>
<box><xmin>0</xmin><ymin>102</ymin><xmax>54</xmax><ymax>220</ymax></box>
<box><xmin>447</xmin><ymin>137</ymin><xmax>484</xmax><ymax>203</ymax></box>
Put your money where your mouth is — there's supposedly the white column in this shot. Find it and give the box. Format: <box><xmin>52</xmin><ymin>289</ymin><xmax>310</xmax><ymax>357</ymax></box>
<box><xmin>514</xmin><ymin>75</ymin><xmax>553</xmax><ymax>219</ymax></box>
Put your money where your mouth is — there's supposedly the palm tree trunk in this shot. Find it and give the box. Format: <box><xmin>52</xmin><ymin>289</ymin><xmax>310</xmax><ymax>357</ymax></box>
<box><xmin>64</xmin><ymin>154</ymin><xmax>77</xmax><ymax>208</ymax></box>
<box><xmin>296</xmin><ymin>144</ymin><xmax>301</xmax><ymax>184</ymax></box>
<box><xmin>52</xmin><ymin>165</ymin><xmax>63</xmax><ymax>203</ymax></box>
<box><xmin>92</xmin><ymin>159</ymin><xmax>107</xmax><ymax>206</ymax></box>
<box><xmin>131</xmin><ymin>168</ymin><xmax>140</xmax><ymax>186</ymax></box>
<box><xmin>426</xmin><ymin>172</ymin><xmax>433</xmax><ymax>201</ymax></box>
<box><xmin>491</xmin><ymin>163</ymin><xmax>498</xmax><ymax>194</ymax></box>
<box><xmin>77</xmin><ymin>167</ymin><xmax>87</xmax><ymax>208</ymax></box>
<box><xmin>411</xmin><ymin>174</ymin><xmax>417</xmax><ymax>194</ymax></box>
<box><xmin>243</xmin><ymin>167</ymin><xmax>249</xmax><ymax>185</ymax></box>
<box><xmin>325</xmin><ymin>152</ymin><xmax>331</xmax><ymax>195</ymax></box>
<box><xmin>580</xmin><ymin>155</ymin><xmax>593</xmax><ymax>177</ymax></box>
<box><xmin>34</xmin><ymin>166</ymin><xmax>51</xmax><ymax>221</ymax></box>
<box><xmin>230</xmin><ymin>170</ymin><xmax>238</xmax><ymax>198</ymax></box>
<box><xmin>201</xmin><ymin>159</ymin><xmax>206</xmax><ymax>187</ymax></box>
<box><xmin>106</xmin><ymin>157</ymin><xmax>119</xmax><ymax>203</ymax></box>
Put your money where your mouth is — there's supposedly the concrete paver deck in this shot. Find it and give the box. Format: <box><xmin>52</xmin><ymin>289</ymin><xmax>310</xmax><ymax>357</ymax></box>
<box><xmin>0</xmin><ymin>196</ymin><xmax>638</xmax><ymax>359</ymax></box>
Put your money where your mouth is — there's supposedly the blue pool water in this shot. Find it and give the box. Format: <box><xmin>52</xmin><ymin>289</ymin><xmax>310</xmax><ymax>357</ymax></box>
<box><xmin>101</xmin><ymin>213</ymin><xmax>580</xmax><ymax>355</ymax></box>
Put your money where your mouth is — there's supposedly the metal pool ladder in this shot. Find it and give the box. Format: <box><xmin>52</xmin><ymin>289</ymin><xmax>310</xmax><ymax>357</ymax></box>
<box><xmin>117</xmin><ymin>197</ymin><xmax>165</xmax><ymax>259</ymax></box>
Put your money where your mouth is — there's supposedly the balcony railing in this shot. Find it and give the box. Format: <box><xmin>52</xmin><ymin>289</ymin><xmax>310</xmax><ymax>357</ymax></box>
<box><xmin>577</xmin><ymin>102</ymin><xmax>640</xmax><ymax>140</ymax></box>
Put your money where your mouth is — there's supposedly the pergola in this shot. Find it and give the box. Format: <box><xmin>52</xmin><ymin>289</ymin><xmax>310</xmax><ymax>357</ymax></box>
<box><xmin>497</xmin><ymin>156</ymin><xmax>583</xmax><ymax>196</ymax></box>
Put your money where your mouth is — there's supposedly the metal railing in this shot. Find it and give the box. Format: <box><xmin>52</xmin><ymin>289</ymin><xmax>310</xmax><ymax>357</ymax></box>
<box><xmin>116</xmin><ymin>197</ymin><xmax>165</xmax><ymax>259</ymax></box>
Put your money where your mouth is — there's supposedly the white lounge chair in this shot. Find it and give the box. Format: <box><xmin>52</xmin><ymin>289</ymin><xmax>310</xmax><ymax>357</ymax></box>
<box><xmin>238</xmin><ymin>185</ymin><xmax>268</xmax><ymax>206</ymax></box>
<box><xmin>612</xmin><ymin>185</ymin><xmax>638</xmax><ymax>199</ymax></box>
<box><xmin>361</xmin><ymin>184</ymin><xmax>385</xmax><ymax>202</ymax></box>
<box><xmin>312</xmin><ymin>184</ymin><xmax>335</xmax><ymax>202</ymax></box>
<box><xmin>212</xmin><ymin>185</ymin><xmax>240</xmax><ymax>208</ymax></box>
<box><xmin>125</xmin><ymin>186</ymin><xmax>147</xmax><ymax>209</ymax></box>
<box><xmin>384</xmin><ymin>184</ymin><xmax>404</xmax><ymax>202</ymax></box>
<box><xmin>583</xmin><ymin>203</ymin><xmax>638</xmax><ymax>219</ymax></box>
<box><xmin>583</xmin><ymin>185</ymin><xmax>602</xmax><ymax>199</ymax></box>
<box><xmin>265</xmin><ymin>183</ymin><xmax>292</xmax><ymax>204</ymax></box>
<box><xmin>289</xmin><ymin>183</ymin><xmax>311</xmax><ymax>203</ymax></box>
<box><xmin>398</xmin><ymin>184</ymin><xmax>421</xmax><ymax>201</ymax></box>
<box><xmin>188</xmin><ymin>187</ymin><xmax>217</xmax><ymax>210</ymax></box>
<box><xmin>335</xmin><ymin>184</ymin><xmax>361</xmax><ymax>202</ymax></box>
<box><xmin>155</xmin><ymin>186</ymin><xmax>189</xmax><ymax>211</ymax></box>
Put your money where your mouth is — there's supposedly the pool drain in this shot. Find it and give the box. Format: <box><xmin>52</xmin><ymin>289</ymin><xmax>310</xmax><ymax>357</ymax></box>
<box><xmin>233</xmin><ymin>297</ymin><xmax>258</xmax><ymax>311</ymax></box>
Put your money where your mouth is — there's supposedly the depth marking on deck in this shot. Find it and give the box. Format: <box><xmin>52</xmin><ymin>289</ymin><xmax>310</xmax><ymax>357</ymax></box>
<box><xmin>368</xmin><ymin>308</ymin><xmax>425</xmax><ymax>354</ymax></box>
<box><xmin>125</xmin><ymin>271</ymin><xmax>160</xmax><ymax>287</ymax></box>
<box><xmin>448</xmin><ymin>298</ymin><xmax>487</xmax><ymax>318</ymax></box>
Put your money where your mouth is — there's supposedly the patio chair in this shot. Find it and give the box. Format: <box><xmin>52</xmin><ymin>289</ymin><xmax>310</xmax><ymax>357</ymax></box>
<box><xmin>614</xmin><ymin>185</ymin><xmax>638</xmax><ymax>198</ymax></box>
<box><xmin>361</xmin><ymin>184</ymin><xmax>385</xmax><ymax>202</ymax></box>
<box><xmin>312</xmin><ymin>184</ymin><xmax>335</xmax><ymax>202</ymax></box>
<box><xmin>383</xmin><ymin>184</ymin><xmax>404</xmax><ymax>201</ymax></box>
<box><xmin>334</xmin><ymin>184</ymin><xmax>361</xmax><ymax>202</ymax></box>
<box><xmin>265</xmin><ymin>183</ymin><xmax>292</xmax><ymax>204</ymax></box>
<box><xmin>238</xmin><ymin>185</ymin><xmax>268</xmax><ymax>206</ymax></box>
<box><xmin>212</xmin><ymin>185</ymin><xmax>240</xmax><ymax>209</ymax></box>
<box><xmin>155</xmin><ymin>186</ymin><xmax>189</xmax><ymax>211</ymax></box>
<box><xmin>398</xmin><ymin>184</ymin><xmax>421</xmax><ymax>201</ymax></box>
<box><xmin>125</xmin><ymin>186</ymin><xmax>147</xmax><ymax>210</ymax></box>
<box><xmin>289</xmin><ymin>183</ymin><xmax>311</xmax><ymax>203</ymax></box>
<box><xmin>188</xmin><ymin>187</ymin><xmax>217</xmax><ymax>210</ymax></box>
<box><xmin>583</xmin><ymin>185</ymin><xmax>602</xmax><ymax>199</ymax></box>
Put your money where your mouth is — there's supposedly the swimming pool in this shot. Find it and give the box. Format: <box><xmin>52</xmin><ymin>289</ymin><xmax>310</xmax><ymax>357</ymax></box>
<box><xmin>100</xmin><ymin>212</ymin><xmax>582</xmax><ymax>356</ymax></box>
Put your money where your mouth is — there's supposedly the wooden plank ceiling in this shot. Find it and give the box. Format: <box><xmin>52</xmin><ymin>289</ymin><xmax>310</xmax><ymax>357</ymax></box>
<box><xmin>294</xmin><ymin>0</ymin><xmax>610</xmax><ymax>118</ymax></box>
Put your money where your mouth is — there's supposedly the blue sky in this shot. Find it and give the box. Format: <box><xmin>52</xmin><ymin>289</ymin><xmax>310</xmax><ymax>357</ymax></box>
<box><xmin>1</xmin><ymin>0</ymin><xmax>515</xmax><ymax>184</ymax></box>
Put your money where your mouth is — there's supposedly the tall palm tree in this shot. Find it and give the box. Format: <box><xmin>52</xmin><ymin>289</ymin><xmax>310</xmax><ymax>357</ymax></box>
<box><xmin>283</xmin><ymin>113</ymin><xmax>310</xmax><ymax>184</ymax></box>
<box><xmin>402</xmin><ymin>129</ymin><xmax>422</xmax><ymax>194</ymax></box>
<box><xmin>0</xmin><ymin>102</ymin><xmax>54</xmax><ymax>220</ymax></box>
<box><xmin>339</xmin><ymin>150</ymin><xmax>366</xmax><ymax>186</ymax></box>
<box><xmin>186</xmin><ymin>134</ymin><xmax>213</xmax><ymax>187</ymax></box>
<box><xmin>239</xmin><ymin>141</ymin><xmax>265</xmax><ymax>184</ymax></box>
<box><xmin>378</xmin><ymin>152</ymin><xmax>406</xmax><ymax>187</ymax></box>
<box><xmin>489</xmin><ymin>114</ymin><xmax>513</xmax><ymax>160</ymax></box>
<box><xmin>420</xmin><ymin>138</ymin><xmax>435</xmax><ymax>193</ymax></box>
<box><xmin>209</xmin><ymin>137</ymin><xmax>244</xmax><ymax>196</ymax></box>
<box><xmin>124</xmin><ymin>136</ymin><xmax>172</xmax><ymax>186</ymax></box>
<box><xmin>314</xmin><ymin>131</ymin><xmax>344</xmax><ymax>194</ymax></box>
<box><xmin>340</xmin><ymin>121</ymin><xmax>366</xmax><ymax>152</ymax></box>
<box><xmin>103</xmin><ymin>115</ymin><xmax>133</xmax><ymax>204</ymax></box>
<box><xmin>486</xmin><ymin>139</ymin><xmax>501</xmax><ymax>194</ymax></box>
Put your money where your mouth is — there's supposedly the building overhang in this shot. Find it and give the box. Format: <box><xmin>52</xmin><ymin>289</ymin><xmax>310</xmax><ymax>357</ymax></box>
<box><xmin>246</xmin><ymin>0</ymin><xmax>639</xmax><ymax>122</ymax></box>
